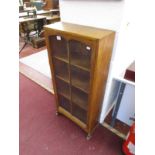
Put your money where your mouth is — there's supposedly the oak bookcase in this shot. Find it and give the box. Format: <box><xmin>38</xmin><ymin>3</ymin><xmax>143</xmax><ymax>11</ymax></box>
<box><xmin>44</xmin><ymin>22</ymin><xmax>115</xmax><ymax>139</ymax></box>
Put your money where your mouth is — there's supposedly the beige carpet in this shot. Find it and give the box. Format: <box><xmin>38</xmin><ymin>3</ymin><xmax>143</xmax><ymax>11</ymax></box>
<box><xmin>19</xmin><ymin>50</ymin><xmax>54</xmax><ymax>93</ymax></box>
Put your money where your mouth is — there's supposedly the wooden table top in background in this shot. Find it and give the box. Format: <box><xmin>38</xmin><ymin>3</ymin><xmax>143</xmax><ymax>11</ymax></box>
<box><xmin>19</xmin><ymin>9</ymin><xmax>59</xmax><ymax>18</ymax></box>
<box><xmin>19</xmin><ymin>16</ymin><xmax>46</xmax><ymax>23</ymax></box>
<box><xmin>19</xmin><ymin>15</ymin><xmax>60</xmax><ymax>24</ymax></box>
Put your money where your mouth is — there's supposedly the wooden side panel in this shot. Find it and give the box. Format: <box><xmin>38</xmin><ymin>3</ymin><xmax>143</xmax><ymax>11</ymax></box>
<box><xmin>88</xmin><ymin>33</ymin><xmax>115</xmax><ymax>133</ymax></box>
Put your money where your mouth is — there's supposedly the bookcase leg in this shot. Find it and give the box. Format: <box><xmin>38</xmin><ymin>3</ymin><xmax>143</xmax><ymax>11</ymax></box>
<box><xmin>56</xmin><ymin>111</ymin><xmax>59</xmax><ymax>116</ymax></box>
<box><xmin>86</xmin><ymin>133</ymin><xmax>92</xmax><ymax>140</ymax></box>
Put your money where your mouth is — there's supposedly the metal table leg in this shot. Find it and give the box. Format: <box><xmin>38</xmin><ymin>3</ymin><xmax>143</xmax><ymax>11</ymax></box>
<box><xmin>111</xmin><ymin>82</ymin><xmax>126</xmax><ymax>127</ymax></box>
<box><xmin>19</xmin><ymin>42</ymin><xmax>27</xmax><ymax>54</ymax></box>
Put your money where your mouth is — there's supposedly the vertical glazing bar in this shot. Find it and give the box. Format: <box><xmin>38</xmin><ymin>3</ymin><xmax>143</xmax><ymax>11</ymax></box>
<box><xmin>67</xmin><ymin>40</ymin><xmax>73</xmax><ymax>114</ymax></box>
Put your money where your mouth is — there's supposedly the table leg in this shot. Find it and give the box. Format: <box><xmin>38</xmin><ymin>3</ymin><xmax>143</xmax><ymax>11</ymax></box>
<box><xmin>111</xmin><ymin>82</ymin><xmax>126</xmax><ymax>127</ymax></box>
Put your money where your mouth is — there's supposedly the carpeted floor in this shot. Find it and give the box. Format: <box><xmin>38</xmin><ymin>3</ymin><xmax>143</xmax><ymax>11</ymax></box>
<box><xmin>19</xmin><ymin>73</ymin><xmax>124</xmax><ymax>155</ymax></box>
<box><xmin>19</xmin><ymin>37</ymin><xmax>53</xmax><ymax>93</ymax></box>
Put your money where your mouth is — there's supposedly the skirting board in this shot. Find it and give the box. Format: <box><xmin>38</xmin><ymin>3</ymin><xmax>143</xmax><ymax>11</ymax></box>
<box><xmin>102</xmin><ymin>122</ymin><xmax>126</xmax><ymax>140</ymax></box>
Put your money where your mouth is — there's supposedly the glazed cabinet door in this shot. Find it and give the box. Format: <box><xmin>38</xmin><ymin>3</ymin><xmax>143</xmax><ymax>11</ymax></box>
<box><xmin>49</xmin><ymin>35</ymin><xmax>71</xmax><ymax>113</ymax></box>
<box><xmin>68</xmin><ymin>40</ymin><xmax>92</xmax><ymax>124</ymax></box>
<box><xmin>49</xmin><ymin>35</ymin><xmax>93</xmax><ymax>124</ymax></box>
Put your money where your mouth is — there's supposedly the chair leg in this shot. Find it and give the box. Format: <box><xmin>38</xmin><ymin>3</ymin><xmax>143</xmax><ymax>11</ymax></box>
<box><xmin>19</xmin><ymin>42</ymin><xmax>27</xmax><ymax>54</ymax></box>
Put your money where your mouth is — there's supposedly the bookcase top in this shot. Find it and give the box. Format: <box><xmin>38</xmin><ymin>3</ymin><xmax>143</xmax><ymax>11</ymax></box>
<box><xmin>44</xmin><ymin>22</ymin><xmax>115</xmax><ymax>40</ymax></box>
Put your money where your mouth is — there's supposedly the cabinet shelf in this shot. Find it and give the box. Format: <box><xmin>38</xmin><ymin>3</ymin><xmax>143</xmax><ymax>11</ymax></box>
<box><xmin>71</xmin><ymin>66</ymin><xmax>90</xmax><ymax>93</ymax></box>
<box><xmin>71</xmin><ymin>79</ymin><xmax>89</xmax><ymax>94</ymax></box>
<box><xmin>55</xmin><ymin>78</ymin><xmax>70</xmax><ymax>100</ymax></box>
<box><xmin>59</xmin><ymin>92</ymin><xmax>70</xmax><ymax>100</ymax></box>
<box><xmin>58</xmin><ymin>94</ymin><xmax>71</xmax><ymax>112</ymax></box>
<box><xmin>56</xmin><ymin>75</ymin><xmax>69</xmax><ymax>84</ymax></box>
<box><xmin>72</xmin><ymin>87</ymin><xmax>88</xmax><ymax>111</ymax></box>
<box><xmin>70</xmin><ymin>63</ymin><xmax>90</xmax><ymax>72</ymax></box>
<box><xmin>53</xmin><ymin>58</ymin><xmax>69</xmax><ymax>83</ymax></box>
<box><xmin>69</xmin><ymin>39</ymin><xmax>91</xmax><ymax>71</ymax></box>
<box><xmin>54</xmin><ymin>56</ymin><xmax>69</xmax><ymax>64</ymax></box>
<box><xmin>72</xmin><ymin>104</ymin><xmax>87</xmax><ymax>123</ymax></box>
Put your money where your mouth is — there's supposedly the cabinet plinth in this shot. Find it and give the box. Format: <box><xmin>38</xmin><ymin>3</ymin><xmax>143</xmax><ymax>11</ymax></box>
<box><xmin>45</xmin><ymin>22</ymin><xmax>115</xmax><ymax>137</ymax></box>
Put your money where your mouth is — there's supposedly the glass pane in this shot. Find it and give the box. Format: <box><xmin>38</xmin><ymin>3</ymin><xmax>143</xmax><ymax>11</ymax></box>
<box><xmin>69</xmin><ymin>40</ymin><xmax>91</xmax><ymax>70</ymax></box>
<box><xmin>72</xmin><ymin>86</ymin><xmax>88</xmax><ymax>111</ymax></box>
<box><xmin>72</xmin><ymin>104</ymin><xmax>87</xmax><ymax>123</ymax></box>
<box><xmin>58</xmin><ymin>94</ymin><xmax>71</xmax><ymax>112</ymax></box>
<box><xmin>53</xmin><ymin>58</ymin><xmax>69</xmax><ymax>83</ymax></box>
<box><xmin>55</xmin><ymin>78</ymin><xmax>70</xmax><ymax>100</ymax></box>
<box><xmin>50</xmin><ymin>35</ymin><xmax>68</xmax><ymax>61</ymax></box>
<box><xmin>71</xmin><ymin>66</ymin><xmax>90</xmax><ymax>93</ymax></box>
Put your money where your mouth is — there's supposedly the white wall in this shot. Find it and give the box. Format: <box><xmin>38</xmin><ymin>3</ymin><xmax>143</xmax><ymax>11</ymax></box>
<box><xmin>59</xmin><ymin>0</ymin><xmax>135</xmax><ymax>123</ymax></box>
<box><xmin>99</xmin><ymin>0</ymin><xmax>135</xmax><ymax>122</ymax></box>
<box><xmin>60</xmin><ymin>0</ymin><xmax>125</xmax><ymax>31</ymax></box>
